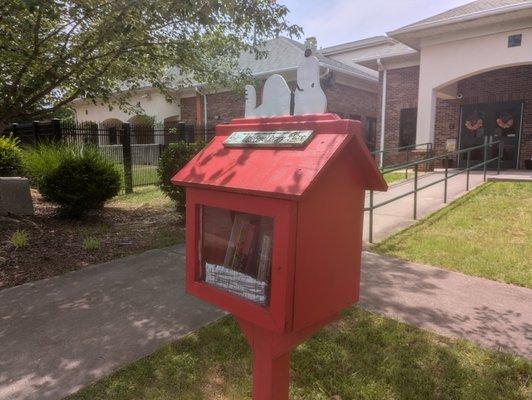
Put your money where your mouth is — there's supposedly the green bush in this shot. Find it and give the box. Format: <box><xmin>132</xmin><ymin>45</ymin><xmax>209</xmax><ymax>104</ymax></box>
<box><xmin>23</xmin><ymin>143</ymin><xmax>121</xmax><ymax>217</ymax></box>
<box><xmin>158</xmin><ymin>141</ymin><xmax>205</xmax><ymax>218</ymax></box>
<box><xmin>0</xmin><ymin>134</ymin><xmax>23</xmax><ymax>176</ymax></box>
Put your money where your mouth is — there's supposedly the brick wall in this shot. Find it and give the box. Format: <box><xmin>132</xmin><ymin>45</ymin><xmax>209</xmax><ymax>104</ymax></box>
<box><xmin>180</xmin><ymin>81</ymin><xmax>378</xmax><ymax>130</ymax></box>
<box><xmin>325</xmin><ymin>82</ymin><xmax>378</xmax><ymax>121</ymax></box>
<box><xmin>380</xmin><ymin>64</ymin><xmax>532</xmax><ymax>168</ymax></box>
<box><xmin>180</xmin><ymin>91</ymin><xmax>244</xmax><ymax>127</ymax></box>
<box><xmin>377</xmin><ymin>66</ymin><xmax>420</xmax><ymax>165</ymax></box>
<box><xmin>436</xmin><ymin>65</ymin><xmax>532</xmax><ymax>168</ymax></box>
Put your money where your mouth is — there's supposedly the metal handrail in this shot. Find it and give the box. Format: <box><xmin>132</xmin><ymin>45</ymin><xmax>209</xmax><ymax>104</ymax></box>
<box><xmin>371</xmin><ymin>141</ymin><xmax>433</xmax><ymax>156</ymax></box>
<box><xmin>372</xmin><ymin>142</ymin><xmax>433</xmax><ymax>173</ymax></box>
<box><xmin>365</xmin><ymin>138</ymin><xmax>503</xmax><ymax>243</ymax></box>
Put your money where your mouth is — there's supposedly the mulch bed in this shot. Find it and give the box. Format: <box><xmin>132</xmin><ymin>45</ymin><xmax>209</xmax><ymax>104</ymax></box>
<box><xmin>0</xmin><ymin>191</ymin><xmax>183</xmax><ymax>290</ymax></box>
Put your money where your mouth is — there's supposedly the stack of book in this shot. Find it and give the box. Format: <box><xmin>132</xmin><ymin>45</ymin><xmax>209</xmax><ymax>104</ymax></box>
<box><xmin>204</xmin><ymin>213</ymin><xmax>272</xmax><ymax>305</ymax></box>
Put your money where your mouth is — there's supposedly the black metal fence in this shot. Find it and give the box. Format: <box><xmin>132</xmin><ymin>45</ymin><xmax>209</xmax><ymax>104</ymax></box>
<box><xmin>6</xmin><ymin>119</ymin><xmax>215</xmax><ymax>194</ymax></box>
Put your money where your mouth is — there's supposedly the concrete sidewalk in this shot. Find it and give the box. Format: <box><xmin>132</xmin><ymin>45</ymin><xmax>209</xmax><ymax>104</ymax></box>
<box><xmin>1</xmin><ymin>247</ymin><xmax>530</xmax><ymax>400</ymax></box>
<box><xmin>360</xmin><ymin>252</ymin><xmax>532</xmax><ymax>358</ymax></box>
<box><xmin>363</xmin><ymin>170</ymin><xmax>496</xmax><ymax>242</ymax></box>
<box><xmin>0</xmin><ymin>245</ymin><xmax>223</xmax><ymax>400</ymax></box>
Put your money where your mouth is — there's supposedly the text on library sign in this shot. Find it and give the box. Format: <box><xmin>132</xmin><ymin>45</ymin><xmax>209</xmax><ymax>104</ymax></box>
<box><xmin>223</xmin><ymin>130</ymin><xmax>314</xmax><ymax>148</ymax></box>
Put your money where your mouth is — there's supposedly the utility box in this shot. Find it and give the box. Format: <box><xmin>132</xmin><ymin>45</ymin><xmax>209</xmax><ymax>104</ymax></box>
<box><xmin>172</xmin><ymin>114</ymin><xmax>386</xmax><ymax>334</ymax></box>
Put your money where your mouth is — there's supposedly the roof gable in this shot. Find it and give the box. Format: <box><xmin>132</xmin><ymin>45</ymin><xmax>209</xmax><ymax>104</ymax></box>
<box><xmin>238</xmin><ymin>37</ymin><xmax>377</xmax><ymax>82</ymax></box>
<box><xmin>172</xmin><ymin>114</ymin><xmax>386</xmax><ymax>199</ymax></box>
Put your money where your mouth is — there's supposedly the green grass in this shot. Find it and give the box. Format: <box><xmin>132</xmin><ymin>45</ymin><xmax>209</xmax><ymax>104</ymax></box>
<box><xmin>8</xmin><ymin>229</ymin><xmax>29</xmax><ymax>249</ymax></box>
<box><xmin>373</xmin><ymin>182</ymin><xmax>532</xmax><ymax>288</ymax></box>
<box><xmin>384</xmin><ymin>170</ymin><xmax>412</xmax><ymax>184</ymax></box>
<box><xmin>115</xmin><ymin>164</ymin><xmax>159</xmax><ymax>191</ymax></box>
<box><xmin>66</xmin><ymin>308</ymin><xmax>531</xmax><ymax>400</ymax></box>
<box><xmin>109</xmin><ymin>185</ymin><xmax>172</xmax><ymax>208</ymax></box>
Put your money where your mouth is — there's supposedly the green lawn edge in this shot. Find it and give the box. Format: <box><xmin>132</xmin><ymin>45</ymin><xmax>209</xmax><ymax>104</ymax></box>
<box><xmin>65</xmin><ymin>308</ymin><xmax>531</xmax><ymax>400</ymax></box>
<box><xmin>372</xmin><ymin>182</ymin><xmax>532</xmax><ymax>288</ymax></box>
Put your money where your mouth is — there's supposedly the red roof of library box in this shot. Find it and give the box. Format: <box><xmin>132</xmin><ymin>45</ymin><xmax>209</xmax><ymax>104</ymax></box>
<box><xmin>171</xmin><ymin>114</ymin><xmax>387</xmax><ymax>199</ymax></box>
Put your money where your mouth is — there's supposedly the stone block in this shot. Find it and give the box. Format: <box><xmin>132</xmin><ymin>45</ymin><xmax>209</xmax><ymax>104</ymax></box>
<box><xmin>0</xmin><ymin>177</ymin><xmax>34</xmax><ymax>216</ymax></box>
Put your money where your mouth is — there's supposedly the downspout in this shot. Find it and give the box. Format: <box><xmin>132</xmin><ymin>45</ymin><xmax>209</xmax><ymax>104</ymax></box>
<box><xmin>195</xmin><ymin>86</ymin><xmax>208</xmax><ymax>141</ymax></box>
<box><xmin>377</xmin><ymin>58</ymin><xmax>387</xmax><ymax>169</ymax></box>
<box><xmin>203</xmin><ymin>92</ymin><xmax>208</xmax><ymax>141</ymax></box>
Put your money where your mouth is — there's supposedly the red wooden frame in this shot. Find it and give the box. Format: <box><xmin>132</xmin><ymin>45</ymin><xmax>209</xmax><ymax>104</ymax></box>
<box><xmin>185</xmin><ymin>187</ymin><xmax>297</xmax><ymax>332</ymax></box>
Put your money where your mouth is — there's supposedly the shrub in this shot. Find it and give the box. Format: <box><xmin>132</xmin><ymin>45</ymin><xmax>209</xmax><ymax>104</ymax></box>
<box><xmin>9</xmin><ymin>229</ymin><xmax>29</xmax><ymax>249</ymax></box>
<box><xmin>23</xmin><ymin>143</ymin><xmax>121</xmax><ymax>217</ymax></box>
<box><xmin>158</xmin><ymin>141</ymin><xmax>205</xmax><ymax>218</ymax></box>
<box><xmin>0</xmin><ymin>134</ymin><xmax>23</xmax><ymax>177</ymax></box>
<box><xmin>83</xmin><ymin>237</ymin><xmax>100</xmax><ymax>251</ymax></box>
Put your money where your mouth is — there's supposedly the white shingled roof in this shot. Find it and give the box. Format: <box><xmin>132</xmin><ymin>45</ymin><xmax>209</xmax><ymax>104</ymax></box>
<box><xmin>238</xmin><ymin>37</ymin><xmax>378</xmax><ymax>82</ymax></box>
<box><xmin>398</xmin><ymin>0</ymin><xmax>532</xmax><ymax>30</ymax></box>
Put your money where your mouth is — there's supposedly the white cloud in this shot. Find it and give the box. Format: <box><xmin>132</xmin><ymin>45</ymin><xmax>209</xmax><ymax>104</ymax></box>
<box><xmin>281</xmin><ymin>0</ymin><xmax>474</xmax><ymax>47</ymax></box>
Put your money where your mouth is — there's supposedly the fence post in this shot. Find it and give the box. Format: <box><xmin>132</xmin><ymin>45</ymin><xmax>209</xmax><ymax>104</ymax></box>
<box><xmin>369</xmin><ymin>190</ymin><xmax>374</xmax><ymax>244</ymax></box>
<box><xmin>466</xmin><ymin>150</ymin><xmax>471</xmax><ymax>191</ymax></box>
<box><xmin>413</xmin><ymin>164</ymin><xmax>418</xmax><ymax>220</ymax></box>
<box><xmin>51</xmin><ymin>118</ymin><xmax>62</xmax><ymax>141</ymax></box>
<box><xmin>11</xmin><ymin>123</ymin><xmax>18</xmax><ymax>137</ymax></box>
<box><xmin>32</xmin><ymin>121</ymin><xmax>40</xmax><ymax>143</ymax></box>
<box><xmin>497</xmin><ymin>141</ymin><xmax>502</xmax><ymax>175</ymax></box>
<box><xmin>405</xmin><ymin>149</ymin><xmax>410</xmax><ymax>179</ymax></box>
<box><xmin>483</xmin><ymin>136</ymin><xmax>488</xmax><ymax>182</ymax></box>
<box><xmin>444</xmin><ymin>155</ymin><xmax>448</xmax><ymax>203</ymax></box>
<box><xmin>122</xmin><ymin>122</ymin><xmax>133</xmax><ymax>194</ymax></box>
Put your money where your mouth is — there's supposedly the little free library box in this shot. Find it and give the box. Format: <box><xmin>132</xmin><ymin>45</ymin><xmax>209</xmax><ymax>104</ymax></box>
<box><xmin>172</xmin><ymin>113</ymin><xmax>387</xmax><ymax>399</ymax></box>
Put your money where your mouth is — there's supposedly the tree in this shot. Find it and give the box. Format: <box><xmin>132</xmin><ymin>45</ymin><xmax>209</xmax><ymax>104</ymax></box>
<box><xmin>0</xmin><ymin>0</ymin><xmax>301</xmax><ymax>125</ymax></box>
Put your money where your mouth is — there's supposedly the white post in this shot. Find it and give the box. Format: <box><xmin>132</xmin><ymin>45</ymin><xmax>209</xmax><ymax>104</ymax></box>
<box><xmin>377</xmin><ymin>59</ymin><xmax>387</xmax><ymax>169</ymax></box>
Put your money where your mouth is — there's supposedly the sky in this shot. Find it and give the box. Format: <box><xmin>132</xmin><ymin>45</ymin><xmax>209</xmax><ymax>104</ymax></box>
<box><xmin>280</xmin><ymin>0</ymin><xmax>474</xmax><ymax>48</ymax></box>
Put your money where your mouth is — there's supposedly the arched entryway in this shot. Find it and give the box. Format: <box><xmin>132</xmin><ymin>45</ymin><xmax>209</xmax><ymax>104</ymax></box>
<box><xmin>432</xmin><ymin>64</ymin><xmax>532</xmax><ymax>169</ymax></box>
<box><xmin>128</xmin><ymin>115</ymin><xmax>155</xmax><ymax>144</ymax></box>
<box><xmin>101</xmin><ymin>118</ymin><xmax>123</xmax><ymax>145</ymax></box>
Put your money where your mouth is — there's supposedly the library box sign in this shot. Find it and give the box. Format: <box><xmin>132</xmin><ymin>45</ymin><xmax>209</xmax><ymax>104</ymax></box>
<box><xmin>223</xmin><ymin>130</ymin><xmax>314</xmax><ymax>148</ymax></box>
<box><xmin>171</xmin><ymin>113</ymin><xmax>387</xmax><ymax>399</ymax></box>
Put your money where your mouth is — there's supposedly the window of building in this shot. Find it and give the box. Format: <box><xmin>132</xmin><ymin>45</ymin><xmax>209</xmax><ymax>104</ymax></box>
<box><xmin>508</xmin><ymin>34</ymin><xmax>522</xmax><ymax>48</ymax></box>
<box><xmin>399</xmin><ymin>108</ymin><xmax>417</xmax><ymax>148</ymax></box>
<box><xmin>364</xmin><ymin>117</ymin><xmax>377</xmax><ymax>152</ymax></box>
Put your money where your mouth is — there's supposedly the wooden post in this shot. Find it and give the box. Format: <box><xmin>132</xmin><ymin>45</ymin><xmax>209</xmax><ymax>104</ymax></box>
<box><xmin>122</xmin><ymin>122</ymin><xmax>133</xmax><ymax>194</ymax></box>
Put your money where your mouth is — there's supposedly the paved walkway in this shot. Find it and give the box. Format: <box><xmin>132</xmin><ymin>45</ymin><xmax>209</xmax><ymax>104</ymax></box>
<box><xmin>0</xmin><ymin>246</ymin><xmax>223</xmax><ymax>400</ymax></box>
<box><xmin>1</xmin><ymin>247</ymin><xmax>530</xmax><ymax>400</ymax></box>
<box><xmin>363</xmin><ymin>170</ymin><xmax>497</xmax><ymax>242</ymax></box>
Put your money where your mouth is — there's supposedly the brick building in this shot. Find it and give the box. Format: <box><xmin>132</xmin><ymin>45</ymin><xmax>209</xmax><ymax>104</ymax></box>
<box><xmin>178</xmin><ymin>37</ymin><xmax>379</xmax><ymax>149</ymax></box>
<box><xmin>352</xmin><ymin>0</ymin><xmax>532</xmax><ymax>169</ymax></box>
<box><xmin>71</xmin><ymin>0</ymin><xmax>532</xmax><ymax>169</ymax></box>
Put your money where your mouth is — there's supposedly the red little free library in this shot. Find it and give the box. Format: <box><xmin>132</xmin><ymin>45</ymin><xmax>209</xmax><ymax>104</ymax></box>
<box><xmin>172</xmin><ymin>113</ymin><xmax>387</xmax><ymax>399</ymax></box>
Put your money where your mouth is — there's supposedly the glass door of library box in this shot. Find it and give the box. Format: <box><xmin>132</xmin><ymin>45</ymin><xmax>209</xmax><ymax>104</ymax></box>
<box><xmin>186</xmin><ymin>189</ymin><xmax>295</xmax><ymax>333</ymax></box>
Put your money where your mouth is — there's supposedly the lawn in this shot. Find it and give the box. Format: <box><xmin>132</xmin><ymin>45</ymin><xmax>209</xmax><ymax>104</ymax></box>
<box><xmin>383</xmin><ymin>170</ymin><xmax>411</xmax><ymax>185</ymax></box>
<box><xmin>0</xmin><ymin>186</ymin><xmax>181</xmax><ymax>289</ymax></box>
<box><xmin>66</xmin><ymin>307</ymin><xmax>531</xmax><ymax>400</ymax></box>
<box><xmin>373</xmin><ymin>182</ymin><xmax>532</xmax><ymax>288</ymax></box>
<box><xmin>114</xmin><ymin>164</ymin><xmax>159</xmax><ymax>191</ymax></box>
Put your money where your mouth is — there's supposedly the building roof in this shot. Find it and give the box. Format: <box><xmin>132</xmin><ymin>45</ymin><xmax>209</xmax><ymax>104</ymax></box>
<box><xmin>320</xmin><ymin>36</ymin><xmax>391</xmax><ymax>55</ymax></box>
<box><xmin>238</xmin><ymin>37</ymin><xmax>378</xmax><ymax>82</ymax></box>
<box><xmin>171</xmin><ymin>114</ymin><xmax>387</xmax><ymax>198</ymax></box>
<box><xmin>389</xmin><ymin>0</ymin><xmax>532</xmax><ymax>48</ymax></box>
<box><xmin>399</xmin><ymin>0</ymin><xmax>531</xmax><ymax>29</ymax></box>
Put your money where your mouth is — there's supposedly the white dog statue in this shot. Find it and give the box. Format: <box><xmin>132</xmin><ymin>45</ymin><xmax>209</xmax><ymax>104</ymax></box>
<box><xmin>294</xmin><ymin>51</ymin><xmax>327</xmax><ymax>115</ymax></box>
<box><xmin>244</xmin><ymin>49</ymin><xmax>327</xmax><ymax>118</ymax></box>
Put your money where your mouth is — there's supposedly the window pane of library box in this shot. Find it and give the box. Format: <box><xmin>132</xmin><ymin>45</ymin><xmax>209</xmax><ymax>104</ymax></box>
<box><xmin>200</xmin><ymin>206</ymin><xmax>273</xmax><ymax>306</ymax></box>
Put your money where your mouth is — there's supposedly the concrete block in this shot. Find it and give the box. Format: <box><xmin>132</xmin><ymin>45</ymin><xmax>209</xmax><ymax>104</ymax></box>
<box><xmin>0</xmin><ymin>177</ymin><xmax>34</xmax><ymax>216</ymax></box>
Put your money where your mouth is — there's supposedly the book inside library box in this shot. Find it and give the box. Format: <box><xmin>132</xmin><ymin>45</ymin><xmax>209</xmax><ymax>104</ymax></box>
<box><xmin>200</xmin><ymin>205</ymin><xmax>273</xmax><ymax>306</ymax></box>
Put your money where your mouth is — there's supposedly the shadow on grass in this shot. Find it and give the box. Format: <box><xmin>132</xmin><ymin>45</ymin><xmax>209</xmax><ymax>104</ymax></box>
<box><xmin>67</xmin><ymin>308</ymin><xmax>531</xmax><ymax>400</ymax></box>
